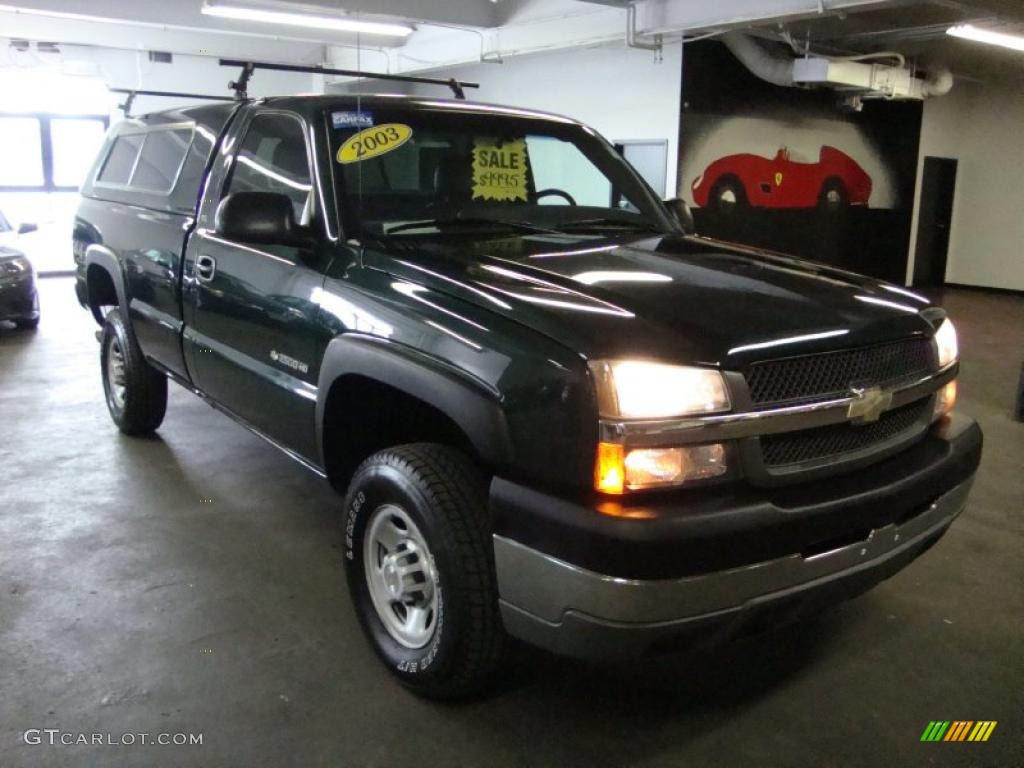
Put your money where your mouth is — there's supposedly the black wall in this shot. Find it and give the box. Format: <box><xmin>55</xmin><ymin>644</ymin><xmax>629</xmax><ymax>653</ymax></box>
<box><xmin>680</xmin><ymin>40</ymin><xmax>922</xmax><ymax>283</ymax></box>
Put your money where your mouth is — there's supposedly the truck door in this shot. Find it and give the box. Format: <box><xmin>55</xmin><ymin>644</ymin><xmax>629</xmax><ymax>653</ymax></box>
<box><xmin>181</xmin><ymin>109</ymin><xmax>326</xmax><ymax>463</ymax></box>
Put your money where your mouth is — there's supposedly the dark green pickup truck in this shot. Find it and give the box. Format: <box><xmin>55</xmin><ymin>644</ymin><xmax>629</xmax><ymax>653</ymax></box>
<box><xmin>74</xmin><ymin>95</ymin><xmax>981</xmax><ymax>698</ymax></box>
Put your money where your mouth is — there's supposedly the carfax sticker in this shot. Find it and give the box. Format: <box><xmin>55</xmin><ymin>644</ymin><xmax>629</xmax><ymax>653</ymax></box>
<box><xmin>336</xmin><ymin>124</ymin><xmax>413</xmax><ymax>164</ymax></box>
<box><xmin>332</xmin><ymin>110</ymin><xmax>375</xmax><ymax>129</ymax></box>
<box><xmin>472</xmin><ymin>137</ymin><xmax>528</xmax><ymax>202</ymax></box>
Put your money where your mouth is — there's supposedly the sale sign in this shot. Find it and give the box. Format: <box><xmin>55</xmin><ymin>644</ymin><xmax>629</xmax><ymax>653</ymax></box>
<box><xmin>472</xmin><ymin>137</ymin><xmax>528</xmax><ymax>202</ymax></box>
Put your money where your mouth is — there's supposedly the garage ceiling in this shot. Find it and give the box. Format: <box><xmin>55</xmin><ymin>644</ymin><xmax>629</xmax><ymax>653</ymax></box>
<box><xmin>1</xmin><ymin>0</ymin><xmax>1022</xmax><ymax>82</ymax></box>
<box><xmin>774</xmin><ymin>1</ymin><xmax>1024</xmax><ymax>83</ymax></box>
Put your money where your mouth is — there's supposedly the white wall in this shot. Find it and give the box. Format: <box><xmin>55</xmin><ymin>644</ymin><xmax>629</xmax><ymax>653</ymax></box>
<box><xmin>907</xmin><ymin>80</ymin><xmax>1024</xmax><ymax>291</ymax></box>
<box><xmin>334</xmin><ymin>41</ymin><xmax>684</xmax><ymax>196</ymax></box>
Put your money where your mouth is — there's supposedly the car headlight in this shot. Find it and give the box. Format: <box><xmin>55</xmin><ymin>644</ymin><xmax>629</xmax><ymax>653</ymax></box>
<box><xmin>589</xmin><ymin>360</ymin><xmax>730</xmax><ymax>419</ymax></box>
<box><xmin>0</xmin><ymin>256</ymin><xmax>31</xmax><ymax>281</ymax></box>
<box><xmin>934</xmin><ymin>317</ymin><xmax>958</xmax><ymax>368</ymax></box>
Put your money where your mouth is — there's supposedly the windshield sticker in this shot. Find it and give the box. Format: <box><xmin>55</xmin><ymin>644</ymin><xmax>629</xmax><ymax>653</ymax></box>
<box><xmin>336</xmin><ymin>124</ymin><xmax>413</xmax><ymax>164</ymax></box>
<box><xmin>472</xmin><ymin>138</ymin><xmax>528</xmax><ymax>202</ymax></box>
<box><xmin>332</xmin><ymin>111</ymin><xmax>374</xmax><ymax>129</ymax></box>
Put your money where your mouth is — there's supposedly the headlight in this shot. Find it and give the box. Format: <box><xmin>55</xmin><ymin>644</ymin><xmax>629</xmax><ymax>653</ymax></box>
<box><xmin>934</xmin><ymin>318</ymin><xmax>958</xmax><ymax>368</ymax></box>
<box><xmin>0</xmin><ymin>257</ymin><xmax>31</xmax><ymax>281</ymax></box>
<box><xmin>589</xmin><ymin>360</ymin><xmax>730</xmax><ymax>420</ymax></box>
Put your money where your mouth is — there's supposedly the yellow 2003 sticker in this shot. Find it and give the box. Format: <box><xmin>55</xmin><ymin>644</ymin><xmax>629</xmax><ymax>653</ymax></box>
<box><xmin>337</xmin><ymin>124</ymin><xmax>413</xmax><ymax>164</ymax></box>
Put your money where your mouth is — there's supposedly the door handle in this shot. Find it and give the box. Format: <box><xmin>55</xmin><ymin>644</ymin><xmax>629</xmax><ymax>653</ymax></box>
<box><xmin>196</xmin><ymin>254</ymin><xmax>217</xmax><ymax>283</ymax></box>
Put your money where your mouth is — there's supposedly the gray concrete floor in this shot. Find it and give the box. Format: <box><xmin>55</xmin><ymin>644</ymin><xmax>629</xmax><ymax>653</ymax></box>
<box><xmin>1</xmin><ymin>277</ymin><xmax>1021</xmax><ymax>768</ymax></box>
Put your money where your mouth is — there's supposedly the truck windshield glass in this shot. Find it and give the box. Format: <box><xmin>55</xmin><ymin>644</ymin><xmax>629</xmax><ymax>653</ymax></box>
<box><xmin>328</xmin><ymin>106</ymin><xmax>670</xmax><ymax>239</ymax></box>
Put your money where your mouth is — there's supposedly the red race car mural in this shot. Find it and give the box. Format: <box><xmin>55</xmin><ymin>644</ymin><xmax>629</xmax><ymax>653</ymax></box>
<box><xmin>691</xmin><ymin>146</ymin><xmax>872</xmax><ymax>213</ymax></box>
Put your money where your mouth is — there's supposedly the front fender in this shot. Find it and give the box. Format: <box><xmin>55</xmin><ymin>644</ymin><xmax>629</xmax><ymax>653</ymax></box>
<box><xmin>315</xmin><ymin>334</ymin><xmax>515</xmax><ymax>469</ymax></box>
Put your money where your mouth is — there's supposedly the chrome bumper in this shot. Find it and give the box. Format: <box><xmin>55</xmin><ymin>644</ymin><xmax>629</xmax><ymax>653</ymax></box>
<box><xmin>495</xmin><ymin>477</ymin><xmax>973</xmax><ymax>658</ymax></box>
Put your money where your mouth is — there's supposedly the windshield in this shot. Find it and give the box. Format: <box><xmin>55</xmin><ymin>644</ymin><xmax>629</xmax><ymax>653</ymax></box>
<box><xmin>327</xmin><ymin>106</ymin><xmax>672</xmax><ymax>239</ymax></box>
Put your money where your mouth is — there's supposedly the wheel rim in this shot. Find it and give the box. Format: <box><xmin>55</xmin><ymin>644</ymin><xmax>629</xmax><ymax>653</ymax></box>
<box><xmin>718</xmin><ymin>187</ymin><xmax>737</xmax><ymax>206</ymax></box>
<box><xmin>106</xmin><ymin>338</ymin><xmax>127</xmax><ymax>409</ymax></box>
<box><xmin>826</xmin><ymin>188</ymin><xmax>841</xmax><ymax>207</ymax></box>
<box><xmin>363</xmin><ymin>504</ymin><xmax>439</xmax><ymax>649</ymax></box>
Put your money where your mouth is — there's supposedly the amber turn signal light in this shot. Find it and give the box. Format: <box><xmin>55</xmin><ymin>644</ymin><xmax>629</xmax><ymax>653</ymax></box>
<box><xmin>933</xmin><ymin>379</ymin><xmax>958</xmax><ymax>421</ymax></box>
<box><xmin>594</xmin><ymin>441</ymin><xmax>729</xmax><ymax>494</ymax></box>
<box><xmin>595</xmin><ymin>442</ymin><xmax>625</xmax><ymax>495</ymax></box>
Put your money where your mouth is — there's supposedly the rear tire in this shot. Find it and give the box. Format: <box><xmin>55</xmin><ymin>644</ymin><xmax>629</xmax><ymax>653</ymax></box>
<box><xmin>343</xmin><ymin>443</ymin><xmax>507</xmax><ymax>700</ymax></box>
<box><xmin>14</xmin><ymin>317</ymin><xmax>39</xmax><ymax>330</ymax></box>
<box><xmin>818</xmin><ymin>178</ymin><xmax>849</xmax><ymax>213</ymax></box>
<box><xmin>100</xmin><ymin>308</ymin><xmax>167</xmax><ymax>435</ymax></box>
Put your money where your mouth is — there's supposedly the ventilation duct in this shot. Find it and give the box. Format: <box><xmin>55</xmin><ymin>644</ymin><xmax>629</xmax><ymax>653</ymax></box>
<box><xmin>722</xmin><ymin>31</ymin><xmax>951</xmax><ymax>100</ymax></box>
<box><xmin>721</xmin><ymin>32</ymin><xmax>794</xmax><ymax>87</ymax></box>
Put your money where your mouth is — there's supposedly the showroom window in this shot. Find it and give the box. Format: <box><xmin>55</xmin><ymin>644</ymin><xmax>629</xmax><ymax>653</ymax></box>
<box><xmin>0</xmin><ymin>112</ymin><xmax>108</xmax><ymax>274</ymax></box>
<box><xmin>0</xmin><ymin>113</ymin><xmax>108</xmax><ymax>192</ymax></box>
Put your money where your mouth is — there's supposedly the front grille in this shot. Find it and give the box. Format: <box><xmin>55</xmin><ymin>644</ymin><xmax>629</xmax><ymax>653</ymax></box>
<box><xmin>746</xmin><ymin>339</ymin><xmax>937</xmax><ymax>408</ymax></box>
<box><xmin>760</xmin><ymin>398</ymin><xmax>930</xmax><ymax>468</ymax></box>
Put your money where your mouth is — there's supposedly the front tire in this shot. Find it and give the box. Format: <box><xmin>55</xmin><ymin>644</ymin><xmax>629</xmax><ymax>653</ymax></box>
<box><xmin>343</xmin><ymin>443</ymin><xmax>506</xmax><ymax>699</ymax></box>
<box><xmin>100</xmin><ymin>308</ymin><xmax>167</xmax><ymax>435</ymax></box>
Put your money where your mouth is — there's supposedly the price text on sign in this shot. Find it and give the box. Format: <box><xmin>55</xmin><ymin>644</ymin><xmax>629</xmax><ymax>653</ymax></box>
<box><xmin>472</xmin><ymin>138</ymin><xmax>528</xmax><ymax>202</ymax></box>
<box><xmin>337</xmin><ymin>124</ymin><xmax>413</xmax><ymax>164</ymax></box>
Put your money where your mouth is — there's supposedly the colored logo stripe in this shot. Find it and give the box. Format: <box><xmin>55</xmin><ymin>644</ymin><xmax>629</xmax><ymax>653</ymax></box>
<box><xmin>944</xmin><ymin>721</ymin><xmax>972</xmax><ymax>741</ymax></box>
<box><xmin>921</xmin><ymin>721</ymin><xmax>996</xmax><ymax>742</ymax></box>
<box><xmin>921</xmin><ymin>722</ymin><xmax>950</xmax><ymax>741</ymax></box>
<box><xmin>968</xmin><ymin>721</ymin><xmax>997</xmax><ymax>742</ymax></box>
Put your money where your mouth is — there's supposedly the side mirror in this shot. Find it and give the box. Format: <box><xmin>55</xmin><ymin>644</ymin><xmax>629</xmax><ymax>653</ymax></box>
<box><xmin>664</xmin><ymin>198</ymin><xmax>695</xmax><ymax>234</ymax></box>
<box><xmin>215</xmin><ymin>192</ymin><xmax>314</xmax><ymax>249</ymax></box>
<box><xmin>17</xmin><ymin>222</ymin><xmax>38</xmax><ymax>235</ymax></box>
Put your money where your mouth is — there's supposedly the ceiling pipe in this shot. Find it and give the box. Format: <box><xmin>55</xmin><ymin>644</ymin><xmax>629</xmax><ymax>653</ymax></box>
<box><xmin>626</xmin><ymin>3</ymin><xmax>662</xmax><ymax>54</ymax></box>
<box><xmin>720</xmin><ymin>31</ymin><xmax>794</xmax><ymax>87</ymax></box>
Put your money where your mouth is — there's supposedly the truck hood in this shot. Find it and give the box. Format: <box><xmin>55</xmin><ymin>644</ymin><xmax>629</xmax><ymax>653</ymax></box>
<box><xmin>364</xmin><ymin>233</ymin><xmax>939</xmax><ymax>367</ymax></box>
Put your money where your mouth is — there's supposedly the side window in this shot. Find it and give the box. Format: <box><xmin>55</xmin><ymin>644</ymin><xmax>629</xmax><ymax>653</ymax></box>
<box><xmin>225</xmin><ymin>113</ymin><xmax>312</xmax><ymax>222</ymax></box>
<box><xmin>130</xmin><ymin>128</ymin><xmax>192</xmax><ymax>192</ymax></box>
<box><xmin>97</xmin><ymin>134</ymin><xmax>144</xmax><ymax>185</ymax></box>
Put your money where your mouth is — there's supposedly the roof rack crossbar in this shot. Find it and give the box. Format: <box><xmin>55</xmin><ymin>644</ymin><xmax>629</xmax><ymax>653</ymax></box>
<box><xmin>110</xmin><ymin>87</ymin><xmax>236</xmax><ymax>116</ymax></box>
<box><xmin>219</xmin><ymin>59</ymin><xmax>479</xmax><ymax>100</ymax></box>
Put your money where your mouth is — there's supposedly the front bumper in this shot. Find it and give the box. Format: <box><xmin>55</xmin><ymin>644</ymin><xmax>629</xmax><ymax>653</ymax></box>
<box><xmin>491</xmin><ymin>414</ymin><xmax>982</xmax><ymax>658</ymax></box>
<box><xmin>0</xmin><ymin>278</ymin><xmax>39</xmax><ymax>322</ymax></box>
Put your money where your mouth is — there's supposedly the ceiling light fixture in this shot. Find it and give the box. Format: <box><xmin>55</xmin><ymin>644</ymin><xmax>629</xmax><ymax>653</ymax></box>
<box><xmin>946</xmin><ymin>24</ymin><xmax>1024</xmax><ymax>53</ymax></box>
<box><xmin>201</xmin><ymin>2</ymin><xmax>414</xmax><ymax>37</ymax></box>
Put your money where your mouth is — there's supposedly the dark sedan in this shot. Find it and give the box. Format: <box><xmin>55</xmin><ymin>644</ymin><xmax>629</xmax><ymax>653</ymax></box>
<box><xmin>0</xmin><ymin>244</ymin><xmax>40</xmax><ymax>329</ymax></box>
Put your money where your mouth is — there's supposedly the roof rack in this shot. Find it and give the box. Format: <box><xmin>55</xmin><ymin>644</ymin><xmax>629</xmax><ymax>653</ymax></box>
<box><xmin>219</xmin><ymin>59</ymin><xmax>479</xmax><ymax>101</ymax></box>
<box><xmin>110</xmin><ymin>88</ymin><xmax>236</xmax><ymax>117</ymax></box>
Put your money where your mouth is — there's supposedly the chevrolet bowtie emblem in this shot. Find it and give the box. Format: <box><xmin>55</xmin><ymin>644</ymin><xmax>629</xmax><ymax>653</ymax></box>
<box><xmin>847</xmin><ymin>386</ymin><xmax>893</xmax><ymax>424</ymax></box>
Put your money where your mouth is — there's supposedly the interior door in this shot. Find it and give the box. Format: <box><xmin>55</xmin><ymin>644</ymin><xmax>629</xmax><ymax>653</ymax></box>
<box><xmin>913</xmin><ymin>157</ymin><xmax>958</xmax><ymax>287</ymax></box>
<box><xmin>183</xmin><ymin>110</ymin><xmax>325</xmax><ymax>462</ymax></box>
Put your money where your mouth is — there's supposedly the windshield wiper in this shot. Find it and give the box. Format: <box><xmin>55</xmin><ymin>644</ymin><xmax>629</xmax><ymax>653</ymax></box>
<box><xmin>557</xmin><ymin>217</ymin><xmax>661</xmax><ymax>233</ymax></box>
<box><xmin>383</xmin><ymin>216</ymin><xmax>560</xmax><ymax>236</ymax></box>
